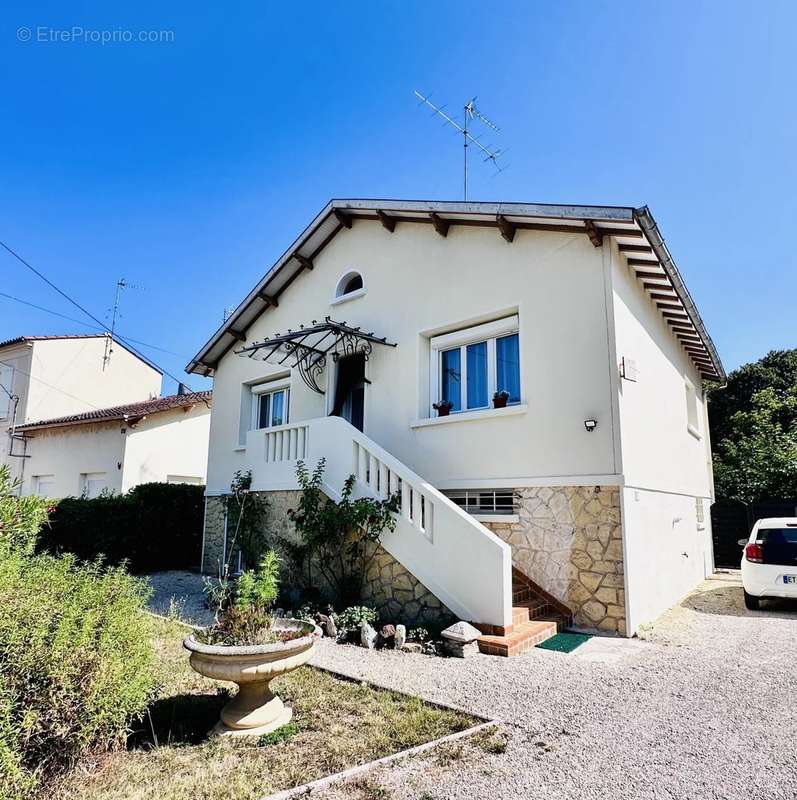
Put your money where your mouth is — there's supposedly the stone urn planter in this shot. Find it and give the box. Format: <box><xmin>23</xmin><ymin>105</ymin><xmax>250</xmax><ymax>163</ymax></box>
<box><xmin>184</xmin><ymin>619</ymin><xmax>320</xmax><ymax>737</ymax></box>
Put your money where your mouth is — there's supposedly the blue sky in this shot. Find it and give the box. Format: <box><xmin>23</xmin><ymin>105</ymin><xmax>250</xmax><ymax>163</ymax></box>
<box><xmin>1</xmin><ymin>1</ymin><xmax>795</xmax><ymax>393</ymax></box>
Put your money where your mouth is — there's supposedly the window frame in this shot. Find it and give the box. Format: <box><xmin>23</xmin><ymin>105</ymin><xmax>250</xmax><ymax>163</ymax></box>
<box><xmin>0</xmin><ymin>363</ymin><xmax>14</xmax><ymax>419</ymax></box>
<box><xmin>80</xmin><ymin>472</ymin><xmax>107</xmax><ymax>499</ymax></box>
<box><xmin>684</xmin><ymin>376</ymin><xmax>701</xmax><ymax>439</ymax></box>
<box><xmin>33</xmin><ymin>474</ymin><xmax>55</xmax><ymax>497</ymax></box>
<box><xmin>429</xmin><ymin>316</ymin><xmax>520</xmax><ymax>417</ymax></box>
<box><xmin>331</xmin><ymin>270</ymin><xmax>366</xmax><ymax>306</ymax></box>
<box><xmin>250</xmin><ymin>379</ymin><xmax>291</xmax><ymax>431</ymax></box>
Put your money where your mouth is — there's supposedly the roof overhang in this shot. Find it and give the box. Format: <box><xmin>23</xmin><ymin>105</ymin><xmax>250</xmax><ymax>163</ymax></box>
<box><xmin>187</xmin><ymin>199</ymin><xmax>725</xmax><ymax>383</ymax></box>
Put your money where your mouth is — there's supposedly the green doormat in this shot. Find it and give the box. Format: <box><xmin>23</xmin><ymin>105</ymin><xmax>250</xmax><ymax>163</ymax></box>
<box><xmin>537</xmin><ymin>632</ymin><xmax>592</xmax><ymax>653</ymax></box>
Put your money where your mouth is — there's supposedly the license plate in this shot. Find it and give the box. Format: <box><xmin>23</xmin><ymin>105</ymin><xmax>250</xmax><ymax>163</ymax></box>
<box><xmin>783</xmin><ymin>576</ymin><xmax>797</xmax><ymax>584</ymax></box>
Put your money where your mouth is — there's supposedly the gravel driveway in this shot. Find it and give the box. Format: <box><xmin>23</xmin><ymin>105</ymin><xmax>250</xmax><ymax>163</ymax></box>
<box><xmin>146</xmin><ymin>571</ymin><xmax>797</xmax><ymax>799</ymax></box>
<box><xmin>310</xmin><ymin>573</ymin><xmax>797</xmax><ymax>800</ymax></box>
<box><xmin>145</xmin><ymin>570</ymin><xmax>214</xmax><ymax>627</ymax></box>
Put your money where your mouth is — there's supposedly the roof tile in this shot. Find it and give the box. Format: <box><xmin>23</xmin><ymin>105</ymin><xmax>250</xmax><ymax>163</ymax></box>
<box><xmin>17</xmin><ymin>391</ymin><xmax>212</xmax><ymax>431</ymax></box>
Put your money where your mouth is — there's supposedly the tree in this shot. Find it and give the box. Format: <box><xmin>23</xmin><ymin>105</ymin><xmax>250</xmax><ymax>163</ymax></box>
<box><xmin>713</xmin><ymin>386</ymin><xmax>797</xmax><ymax>504</ymax></box>
<box><xmin>708</xmin><ymin>349</ymin><xmax>797</xmax><ymax>446</ymax></box>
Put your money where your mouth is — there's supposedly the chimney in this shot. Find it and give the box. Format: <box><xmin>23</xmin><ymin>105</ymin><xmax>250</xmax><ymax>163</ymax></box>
<box><xmin>177</xmin><ymin>382</ymin><xmax>189</xmax><ymax>396</ymax></box>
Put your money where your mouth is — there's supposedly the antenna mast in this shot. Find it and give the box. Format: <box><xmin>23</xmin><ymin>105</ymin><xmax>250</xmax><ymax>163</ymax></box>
<box><xmin>102</xmin><ymin>278</ymin><xmax>144</xmax><ymax>369</ymax></box>
<box><xmin>102</xmin><ymin>278</ymin><xmax>127</xmax><ymax>370</ymax></box>
<box><xmin>413</xmin><ymin>90</ymin><xmax>504</xmax><ymax>200</ymax></box>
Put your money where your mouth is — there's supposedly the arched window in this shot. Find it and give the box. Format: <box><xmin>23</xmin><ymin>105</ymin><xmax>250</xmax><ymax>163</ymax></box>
<box><xmin>333</xmin><ymin>271</ymin><xmax>365</xmax><ymax>302</ymax></box>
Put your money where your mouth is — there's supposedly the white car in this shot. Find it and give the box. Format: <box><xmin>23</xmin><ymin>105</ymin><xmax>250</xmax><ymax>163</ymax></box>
<box><xmin>740</xmin><ymin>517</ymin><xmax>797</xmax><ymax>609</ymax></box>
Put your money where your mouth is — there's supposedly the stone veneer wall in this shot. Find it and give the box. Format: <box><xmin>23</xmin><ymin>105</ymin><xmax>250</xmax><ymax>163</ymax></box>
<box><xmin>201</xmin><ymin>496</ymin><xmax>226</xmax><ymax>575</ymax></box>
<box><xmin>361</xmin><ymin>544</ymin><xmax>455</xmax><ymax>629</ymax></box>
<box><xmin>201</xmin><ymin>490</ymin><xmax>454</xmax><ymax>628</ymax></box>
<box><xmin>483</xmin><ymin>486</ymin><xmax>626</xmax><ymax>635</ymax></box>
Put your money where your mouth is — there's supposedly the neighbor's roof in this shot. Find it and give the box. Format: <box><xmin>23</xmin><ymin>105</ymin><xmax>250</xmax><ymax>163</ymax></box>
<box><xmin>186</xmin><ymin>199</ymin><xmax>725</xmax><ymax>383</ymax></box>
<box><xmin>17</xmin><ymin>390</ymin><xmax>211</xmax><ymax>432</ymax></box>
<box><xmin>0</xmin><ymin>333</ymin><xmax>163</xmax><ymax>374</ymax></box>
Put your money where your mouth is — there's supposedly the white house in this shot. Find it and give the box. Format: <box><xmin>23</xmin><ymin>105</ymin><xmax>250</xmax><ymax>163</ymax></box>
<box><xmin>186</xmin><ymin>200</ymin><xmax>724</xmax><ymax>654</ymax></box>
<box><xmin>0</xmin><ymin>334</ymin><xmax>163</xmax><ymax>483</ymax></box>
<box><xmin>0</xmin><ymin>334</ymin><xmax>211</xmax><ymax>497</ymax></box>
<box><xmin>15</xmin><ymin>390</ymin><xmax>212</xmax><ymax>498</ymax></box>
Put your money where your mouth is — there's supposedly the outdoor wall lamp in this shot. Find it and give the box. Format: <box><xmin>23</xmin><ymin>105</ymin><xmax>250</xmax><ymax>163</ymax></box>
<box><xmin>584</xmin><ymin>418</ymin><xmax>598</xmax><ymax>433</ymax></box>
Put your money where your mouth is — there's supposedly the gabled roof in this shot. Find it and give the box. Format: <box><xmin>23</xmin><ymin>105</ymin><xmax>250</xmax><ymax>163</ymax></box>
<box><xmin>0</xmin><ymin>333</ymin><xmax>164</xmax><ymax>374</ymax></box>
<box><xmin>17</xmin><ymin>390</ymin><xmax>211</xmax><ymax>432</ymax></box>
<box><xmin>186</xmin><ymin>199</ymin><xmax>725</xmax><ymax>383</ymax></box>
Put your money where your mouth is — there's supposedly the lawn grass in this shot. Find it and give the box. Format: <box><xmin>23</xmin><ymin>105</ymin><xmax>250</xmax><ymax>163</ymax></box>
<box><xmin>52</xmin><ymin>617</ymin><xmax>477</xmax><ymax>800</ymax></box>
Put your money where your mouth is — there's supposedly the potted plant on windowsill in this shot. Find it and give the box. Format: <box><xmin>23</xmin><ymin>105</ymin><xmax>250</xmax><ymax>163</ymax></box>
<box><xmin>493</xmin><ymin>390</ymin><xmax>511</xmax><ymax>409</ymax></box>
<box><xmin>433</xmin><ymin>400</ymin><xmax>454</xmax><ymax>417</ymax></box>
<box><xmin>184</xmin><ymin>551</ymin><xmax>320</xmax><ymax>737</ymax></box>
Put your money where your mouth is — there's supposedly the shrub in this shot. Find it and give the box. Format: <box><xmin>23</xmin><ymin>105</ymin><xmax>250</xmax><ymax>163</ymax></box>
<box><xmin>199</xmin><ymin>550</ymin><xmax>291</xmax><ymax>646</ymax></box>
<box><xmin>0</xmin><ymin>551</ymin><xmax>157</xmax><ymax>799</ymax></box>
<box><xmin>287</xmin><ymin>459</ymin><xmax>400</xmax><ymax>606</ymax></box>
<box><xmin>223</xmin><ymin>470</ymin><xmax>270</xmax><ymax>569</ymax></box>
<box><xmin>335</xmin><ymin>605</ymin><xmax>378</xmax><ymax>636</ymax></box>
<box><xmin>0</xmin><ymin>465</ymin><xmax>49</xmax><ymax>557</ymax></box>
<box><xmin>408</xmin><ymin>626</ymin><xmax>430</xmax><ymax>643</ymax></box>
<box><xmin>38</xmin><ymin>481</ymin><xmax>205</xmax><ymax>572</ymax></box>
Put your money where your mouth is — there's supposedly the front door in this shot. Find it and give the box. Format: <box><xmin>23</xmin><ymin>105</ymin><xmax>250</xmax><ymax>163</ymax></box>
<box><xmin>331</xmin><ymin>353</ymin><xmax>365</xmax><ymax>431</ymax></box>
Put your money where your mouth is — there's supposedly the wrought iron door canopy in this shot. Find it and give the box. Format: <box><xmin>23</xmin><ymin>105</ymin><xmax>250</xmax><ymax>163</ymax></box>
<box><xmin>236</xmin><ymin>317</ymin><xmax>396</xmax><ymax>394</ymax></box>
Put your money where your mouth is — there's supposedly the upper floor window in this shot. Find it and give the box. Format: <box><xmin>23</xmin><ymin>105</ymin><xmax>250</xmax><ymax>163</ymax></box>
<box><xmin>252</xmin><ymin>384</ymin><xmax>290</xmax><ymax>430</ymax></box>
<box><xmin>332</xmin><ymin>271</ymin><xmax>365</xmax><ymax>305</ymax></box>
<box><xmin>430</xmin><ymin>316</ymin><xmax>521</xmax><ymax>415</ymax></box>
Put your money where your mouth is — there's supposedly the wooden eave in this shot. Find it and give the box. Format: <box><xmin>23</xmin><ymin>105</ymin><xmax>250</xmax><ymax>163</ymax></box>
<box><xmin>187</xmin><ymin>199</ymin><xmax>724</xmax><ymax>383</ymax></box>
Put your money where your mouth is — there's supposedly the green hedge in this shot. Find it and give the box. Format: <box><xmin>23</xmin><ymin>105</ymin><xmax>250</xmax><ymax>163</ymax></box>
<box><xmin>39</xmin><ymin>482</ymin><xmax>205</xmax><ymax>573</ymax></box>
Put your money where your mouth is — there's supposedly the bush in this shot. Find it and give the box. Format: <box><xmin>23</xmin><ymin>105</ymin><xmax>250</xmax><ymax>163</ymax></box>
<box><xmin>0</xmin><ymin>550</ymin><xmax>157</xmax><ymax>799</ymax></box>
<box><xmin>335</xmin><ymin>605</ymin><xmax>378</xmax><ymax>636</ymax></box>
<box><xmin>38</xmin><ymin>481</ymin><xmax>205</xmax><ymax>572</ymax></box>
<box><xmin>0</xmin><ymin>465</ymin><xmax>49</xmax><ymax>557</ymax></box>
<box><xmin>200</xmin><ymin>550</ymin><xmax>285</xmax><ymax>646</ymax></box>
<box><xmin>286</xmin><ymin>459</ymin><xmax>399</xmax><ymax>606</ymax></box>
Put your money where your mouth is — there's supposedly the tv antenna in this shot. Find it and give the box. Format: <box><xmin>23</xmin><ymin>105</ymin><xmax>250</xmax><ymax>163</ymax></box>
<box><xmin>413</xmin><ymin>90</ymin><xmax>506</xmax><ymax>200</ymax></box>
<box><xmin>103</xmin><ymin>278</ymin><xmax>144</xmax><ymax>369</ymax></box>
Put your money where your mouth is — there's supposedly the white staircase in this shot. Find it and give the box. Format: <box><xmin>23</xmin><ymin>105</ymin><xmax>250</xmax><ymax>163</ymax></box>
<box><xmin>245</xmin><ymin>415</ymin><xmax>512</xmax><ymax>628</ymax></box>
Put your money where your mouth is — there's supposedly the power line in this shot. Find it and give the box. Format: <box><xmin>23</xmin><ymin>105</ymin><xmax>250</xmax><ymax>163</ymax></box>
<box><xmin>0</xmin><ymin>239</ymin><xmax>196</xmax><ymax>389</ymax></box>
<box><xmin>0</xmin><ymin>291</ymin><xmax>188</xmax><ymax>358</ymax></box>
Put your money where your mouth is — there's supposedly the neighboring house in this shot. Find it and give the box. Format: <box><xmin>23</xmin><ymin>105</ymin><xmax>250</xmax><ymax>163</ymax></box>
<box><xmin>0</xmin><ymin>334</ymin><xmax>163</xmax><ymax>485</ymax></box>
<box><xmin>16</xmin><ymin>391</ymin><xmax>212</xmax><ymax>498</ymax></box>
<box><xmin>186</xmin><ymin>199</ymin><xmax>725</xmax><ymax>651</ymax></box>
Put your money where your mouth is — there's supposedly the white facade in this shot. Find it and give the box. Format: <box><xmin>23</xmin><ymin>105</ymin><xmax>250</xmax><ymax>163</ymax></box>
<box><xmin>206</xmin><ymin>222</ymin><xmax>620</xmax><ymax>490</ymax></box>
<box><xmin>20</xmin><ymin>400</ymin><xmax>211</xmax><ymax>498</ymax></box>
<box><xmin>190</xmin><ymin>200</ymin><xmax>724</xmax><ymax>634</ymax></box>
<box><xmin>608</xmin><ymin>240</ymin><xmax>716</xmax><ymax>632</ymax></box>
<box><xmin>0</xmin><ymin>335</ymin><xmax>162</xmax><ymax>484</ymax></box>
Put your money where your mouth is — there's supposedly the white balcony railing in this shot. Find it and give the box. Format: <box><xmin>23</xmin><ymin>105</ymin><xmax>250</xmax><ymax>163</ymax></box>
<box><xmin>245</xmin><ymin>415</ymin><xmax>512</xmax><ymax>627</ymax></box>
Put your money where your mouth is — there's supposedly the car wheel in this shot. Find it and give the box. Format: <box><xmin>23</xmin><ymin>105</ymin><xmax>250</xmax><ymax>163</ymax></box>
<box><xmin>744</xmin><ymin>591</ymin><xmax>761</xmax><ymax>610</ymax></box>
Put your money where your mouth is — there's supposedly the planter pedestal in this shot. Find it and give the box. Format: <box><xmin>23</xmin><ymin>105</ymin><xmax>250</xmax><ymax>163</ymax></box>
<box><xmin>184</xmin><ymin>619</ymin><xmax>320</xmax><ymax>738</ymax></box>
<box><xmin>215</xmin><ymin>678</ymin><xmax>293</xmax><ymax>737</ymax></box>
